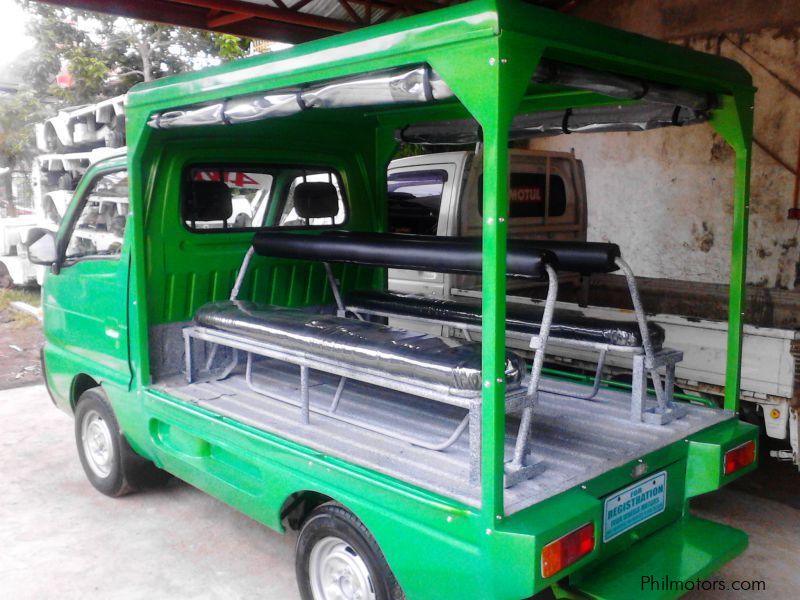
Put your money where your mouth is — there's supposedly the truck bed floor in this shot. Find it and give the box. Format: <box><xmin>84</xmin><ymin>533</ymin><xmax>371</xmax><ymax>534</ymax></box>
<box><xmin>156</xmin><ymin>358</ymin><xmax>730</xmax><ymax>514</ymax></box>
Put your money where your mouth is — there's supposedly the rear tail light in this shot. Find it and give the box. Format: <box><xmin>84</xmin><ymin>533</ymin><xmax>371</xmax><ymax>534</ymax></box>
<box><xmin>541</xmin><ymin>522</ymin><xmax>595</xmax><ymax>579</ymax></box>
<box><xmin>724</xmin><ymin>440</ymin><xmax>756</xmax><ymax>476</ymax></box>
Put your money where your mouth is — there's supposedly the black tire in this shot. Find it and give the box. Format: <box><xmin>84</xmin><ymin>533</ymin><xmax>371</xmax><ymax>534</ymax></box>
<box><xmin>43</xmin><ymin>124</ymin><xmax>63</xmax><ymax>153</ymax></box>
<box><xmin>0</xmin><ymin>261</ymin><xmax>12</xmax><ymax>288</ymax></box>
<box><xmin>74</xmin><ymin>387</ymin><xmax>169</xmax><ymax>497</ymax></box>
<box><xmin>296</xmin><ymin>502</ymin><xmax>404</xmax><ymax>600</ymax></box>
<box><xmin>108</xmin><ymin>114</ymin><xmax>126</xmax><ymax>148</ymax></box>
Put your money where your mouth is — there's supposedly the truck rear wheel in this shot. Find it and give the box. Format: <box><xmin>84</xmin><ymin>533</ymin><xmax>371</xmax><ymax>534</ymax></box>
<box><xmin>0</xmin><ymin>262</ymin><xmax>12</xmax><ymax>288</ymax></box>
<box><xmin>74</xmin><ymin>387</ymin><xmax>168</xmax><ymax>497</ymax></box>
<box><xmin>296</xmin><ymin>502</ymin><xmax>404</xmax><ymax>600</ymax></box>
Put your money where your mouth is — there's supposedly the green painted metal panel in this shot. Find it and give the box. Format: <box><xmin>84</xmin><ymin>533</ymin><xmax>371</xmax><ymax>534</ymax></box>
<box><xmin>40</xmin><ymin>1</ymin><xmax>758</xmax><ymax>598</ymax></box>
<box><xmin>569</xmin><ymin>515</ymin><xmax>749</xmax><ymax>599</ymax></box>
<box><xmin>685</xmin><ymin>420</ymin><xmax>759</xmax><ymax>498</ymax></box>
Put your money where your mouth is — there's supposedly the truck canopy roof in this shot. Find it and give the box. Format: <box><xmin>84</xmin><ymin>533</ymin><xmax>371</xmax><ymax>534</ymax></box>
<box><xmin>121</xmin><ymin>0</ymin><xmax>754</xmax><ymax>415</ymax></box>
<box><xmin>125</xmin><ymin>0</ymin><xmax>752</xmax><ymax>151</ymax></box>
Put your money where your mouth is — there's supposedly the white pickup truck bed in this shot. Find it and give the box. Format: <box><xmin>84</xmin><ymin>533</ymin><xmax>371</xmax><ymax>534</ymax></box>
<box><xmin>452</xmin><ymin>287</ymin><xmax>799</xmax><ymax>401</ymax></box>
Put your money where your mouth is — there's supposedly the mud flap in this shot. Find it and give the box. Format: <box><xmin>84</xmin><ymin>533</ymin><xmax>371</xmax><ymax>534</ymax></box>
<box><xmin>565</xmin><ymin>515</ymin><xmax>747</xmax><ymax>599</ymax></box>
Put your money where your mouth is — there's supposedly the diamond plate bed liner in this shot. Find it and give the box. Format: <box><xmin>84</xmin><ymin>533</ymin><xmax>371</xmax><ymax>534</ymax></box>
<box><xmin>156</xmin><ymin>359</ymin><xmax>731</xmax><ymax>515</ymax></box>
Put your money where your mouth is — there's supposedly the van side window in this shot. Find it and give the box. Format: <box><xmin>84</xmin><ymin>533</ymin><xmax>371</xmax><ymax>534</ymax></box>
<box><xmin>478</xmin><ymin>172</ymin><xmax>567</xmax><ymax>218</ymax></box>
<box><xmin>387</xmin><ymin>169</ymin><xmax>447</xmax><ymax>235</ymax></box>
<box><xmin>182</xmin><ymin>166</ymin><xmax>346</xmax><ymax>231</ymax></box>
<box><xmin>64</xmin><ymin>170</ymin><xmax>129</xmax><ymax>261</ymax></box>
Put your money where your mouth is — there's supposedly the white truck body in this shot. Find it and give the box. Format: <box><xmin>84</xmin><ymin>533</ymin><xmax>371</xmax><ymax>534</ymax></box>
<box><xmin>387</xmin><ymin>149</ymin><xmax>800</xmax><ymax>468</ymax></box>
<box><xmin>0</xmin><ymin>147</ymin><xmax>126</xmax><ymax>287</ymax></box>
<box><xmin>35</xmin><ymin>95</ymin><xmax>126</xmax><ymax>153</ymax></box>
<box><xmin>1</xmin><ymin>95</ymin><xmax>129</xmax><ymax>286</ymax></box>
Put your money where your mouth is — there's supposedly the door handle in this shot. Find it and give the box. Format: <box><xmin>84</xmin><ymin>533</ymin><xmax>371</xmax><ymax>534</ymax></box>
<box><xmin>104</xmin><ymin>318</ymin><xmax>122</xmax><ymax>340</ymax></box>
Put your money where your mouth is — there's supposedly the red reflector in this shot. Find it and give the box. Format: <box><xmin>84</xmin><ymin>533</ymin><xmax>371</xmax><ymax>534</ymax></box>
<box><xmin>724</xmin><ymin>440</ymin><xmax>756</xmax><ymax>476</ymax></box>
<box><xmin>541</xmin><ymin>523</ymin><xmax>595</xmax><ymax>579</ymax></box>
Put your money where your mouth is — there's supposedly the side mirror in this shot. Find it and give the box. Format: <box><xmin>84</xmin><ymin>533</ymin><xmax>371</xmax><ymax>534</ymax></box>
<box><xmin>26</xmin><ymin>228</ymin><xmax>57</xmax><ymax>266</ymax></box>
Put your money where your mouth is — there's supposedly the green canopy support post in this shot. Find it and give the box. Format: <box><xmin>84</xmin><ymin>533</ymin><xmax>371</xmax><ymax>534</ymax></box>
<box><xmin>710</xmin><ymin>90</ymin><xmax>755</xmax><ymax>413</ymax></box>
<box><xmin>431</xmin><ymin>34</ymin><xmax>544</xmax><ymax>526</ymax></box>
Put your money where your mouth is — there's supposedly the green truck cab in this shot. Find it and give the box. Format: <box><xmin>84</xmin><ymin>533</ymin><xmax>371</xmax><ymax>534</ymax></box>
<box><xmin>29</xmin><ymin>1</ymin><xmax>758</xmax><ymax>598</ymax></box>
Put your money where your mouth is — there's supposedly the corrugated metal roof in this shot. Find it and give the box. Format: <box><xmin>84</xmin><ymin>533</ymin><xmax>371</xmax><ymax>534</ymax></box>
<box><xmin>33</xmin><ymin>1</ymin><xmax>579</xmax><ymax>44</ymax></box>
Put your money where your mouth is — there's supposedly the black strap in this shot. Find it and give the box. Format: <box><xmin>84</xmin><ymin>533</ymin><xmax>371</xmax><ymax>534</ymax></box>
<box><xmin>422</xmin><ymin>66</ymin><xmax>434</xmax><ymax>102</ymax></box>
<box><xmin>671</xmin><ymin>105</ymin><xmax>683</xmax><ymax>126</ymax></box>
<box><xmin>221</xmin><ymin>98</ymin><xmax>232</xmax><ymax>125</ymax></box>
<box><xmin>561</xmin><ymin>108</ymin><xmax>573</xmax><ymax>134</ymax></box>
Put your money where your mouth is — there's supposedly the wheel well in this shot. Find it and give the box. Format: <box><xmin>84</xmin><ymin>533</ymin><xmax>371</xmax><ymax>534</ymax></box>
<box><xmin>280</xmin><ymin>491</ymin><xmax>334</xmax><ymax>531</ymax></box>
<box><xmin>71</xmin><ymin>374</ymin><xmax>100</xmax><ymax>411</ymax></box>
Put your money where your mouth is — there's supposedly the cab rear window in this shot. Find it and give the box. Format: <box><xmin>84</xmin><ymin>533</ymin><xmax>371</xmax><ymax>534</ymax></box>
<box><xmin>182</xmin><ymin>165</ymin><xmax>347</xmax><ymax>231</ymax></box>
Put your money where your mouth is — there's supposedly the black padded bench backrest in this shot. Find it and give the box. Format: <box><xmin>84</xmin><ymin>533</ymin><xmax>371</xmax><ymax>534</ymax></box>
<box><xmin>508</xmin><ymin>240</ymin><xmax>620</xmax><ymax>274</ymax></box>
<box><xmin>252</xmin><ymin>231</ymin><xmax>556</xmax><ymax>280</ymax></box>
<box><xmin>320</xmin><ymin>232</ymin><xmax>620</xmax><ymax>275</ymax></box>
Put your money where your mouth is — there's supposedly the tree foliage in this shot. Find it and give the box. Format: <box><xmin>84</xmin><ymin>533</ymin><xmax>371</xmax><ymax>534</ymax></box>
<box><xmin>0</xmin><ymin>89</ymin><xmax>42</xmax><ymax>163</ymax></box>
<box><xmin>17</xmin><ymin>1</ymin><xmax>250</xmax><ymax>105</ymax></box>
<box><xmin>0</xmin><ymin>89</ymin><xmax>43</xmax><ymax>215</ymax></box>
<box><xmin>0</xmin><ymin>2</ymin><xmax>250</xmax><ymax>214</ymax></box>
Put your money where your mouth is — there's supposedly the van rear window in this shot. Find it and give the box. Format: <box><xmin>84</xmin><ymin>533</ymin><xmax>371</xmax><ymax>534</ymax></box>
<box><xmin>387</xmin><ymin>169</ymin><xmax>448</xmax><ymax>235</ymax></box>
<box><xmin>183</xmin><ymin>165</ymin><xmax>346</xmax><ymax>231</ymax></box>
<box><xmin>478</xmin><ymin>172</ymin><xmax>567</xmax><ymax>218</ymax></box>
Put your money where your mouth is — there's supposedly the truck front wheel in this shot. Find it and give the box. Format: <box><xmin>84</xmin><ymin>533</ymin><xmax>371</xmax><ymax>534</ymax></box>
<box><xmin>296</xmin><ymin>502</ymin><xmax>404</xmax><ymax>600</ymax></box>
<box><xmin>74</xmin><ymin>387</ymin><xmax>168</xmax><ymax>497</ymax></box>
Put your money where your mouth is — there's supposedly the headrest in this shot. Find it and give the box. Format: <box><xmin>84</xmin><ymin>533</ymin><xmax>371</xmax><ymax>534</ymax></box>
<box><xmin>184</xmin><ymin>181</ymin><xmax>233</xmax><ymax>222</ymax></box>
<box><xmin>294</xmin><ymin>181</ymin><xmax>339</xmax><ymax>220</ymax></box>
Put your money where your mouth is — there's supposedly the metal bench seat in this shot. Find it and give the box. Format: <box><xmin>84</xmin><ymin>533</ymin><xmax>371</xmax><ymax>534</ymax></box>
<box><xmin>193</xmin><ymin>300</ymin><xmax>525</xmax><ymax>395</ymax></box>
<box><xmin>345</xmin><ymin>289</ymin><xmax>665</xmax><ymax>350</ymax></box>
<box><xmin>185</xmin><ymin>298</ymin><xmax>533</xmax><ymax>485</ymax></box>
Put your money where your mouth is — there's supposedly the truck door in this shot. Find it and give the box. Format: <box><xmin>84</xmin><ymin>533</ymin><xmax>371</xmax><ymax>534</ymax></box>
<box><xmin>386</xmin><ymin>163</ymin><xmax>458</xmax><ymax>297</ymax></box>
<box><xmin>42</xmin><ymin>167</ymin><xmax>132</xmax><ymax>391</ymax></box>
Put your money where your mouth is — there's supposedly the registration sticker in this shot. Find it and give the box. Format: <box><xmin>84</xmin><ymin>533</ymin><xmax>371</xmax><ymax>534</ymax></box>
<box><xmin>603</xmin><ymin>471</ymin><xmax>667</xmax><ymax>542</ymax></box>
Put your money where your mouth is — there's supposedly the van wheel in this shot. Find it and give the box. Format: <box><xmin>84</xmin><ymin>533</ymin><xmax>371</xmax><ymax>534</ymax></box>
<box><xmin>0</xmin><ymin>262</ymin><xmax>12</xmax><ymax>288</ymax></box>
<box><xmin>74</xmin><ymin>387</ymin><xmax>169</xmax><ymax>497</ymax></box>
<box><xmin>296</xmin><ymin>503</ymin><xmax>404</xmax><ymax>600</ymax></box>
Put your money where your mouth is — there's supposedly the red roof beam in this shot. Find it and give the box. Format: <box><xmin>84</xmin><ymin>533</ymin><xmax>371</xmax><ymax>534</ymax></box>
<box><xmin>171</xmin><ymin>0</ymin><xmax>357</xmax><ymax>33</ymax></box>
<box><xmin>207</xmin><ymin>11</ymin><xmax>253</xmax><ymax>28</ymax></box>
<box><xmin>32</xmin><ymin>0</ymin><xmax>331</xmax><ymax>43</ymax></box>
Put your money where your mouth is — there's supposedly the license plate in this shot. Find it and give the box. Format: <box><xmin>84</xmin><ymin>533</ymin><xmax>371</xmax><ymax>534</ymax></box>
<box><xmin>603</xmin><ymin>471</ymin><xmax>667</xmax><ymax>542</ymax></box>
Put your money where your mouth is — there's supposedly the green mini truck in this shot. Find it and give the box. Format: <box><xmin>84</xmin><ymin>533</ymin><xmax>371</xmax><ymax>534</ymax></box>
<box><xmin>29</xmin><ymin>1</ymin><xmax>758</xmax><ymax>598</ymax></box>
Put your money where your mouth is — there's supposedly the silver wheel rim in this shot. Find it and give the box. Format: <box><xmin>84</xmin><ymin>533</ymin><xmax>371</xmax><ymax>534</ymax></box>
<box><xmin>81</xmin><ymin>409</ymin><xmax>114</xmax><ymax>479</ymax></box>
<box><xmin>308</xmin><ymin>536</ymin><xmax>376</xmax><ymax>600</ymax></box>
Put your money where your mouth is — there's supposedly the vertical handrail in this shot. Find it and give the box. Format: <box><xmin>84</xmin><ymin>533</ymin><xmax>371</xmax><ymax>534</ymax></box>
<box><xmin>615</xmin><ymin>257</ymin><xmax>667</xmax><ymax>408</ymax></box>
<box><xmin>510</xmin><ymin>263</ymin><xmax>558</xmax><ymax>468</ymax></box>
<box><xmin>324</xmin><ymin>261</ymin><xmax>365</xmax><ymax>320</ymax></box>
<box><xmin>230</xmin><ymin>246</ymin><xmax>255</xmax><ymax>301</ymax></box>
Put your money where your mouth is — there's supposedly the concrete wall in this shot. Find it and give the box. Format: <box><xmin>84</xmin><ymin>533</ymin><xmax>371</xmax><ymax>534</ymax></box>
<box><xmin>571</xmin><ymin>0</ymin><xmax>799</xmax><ymax>40</ymax></box>
<box><xmin>532</xmin><ymin>4</ymin><xmax>800</xmax><ymax>289</ymax></box>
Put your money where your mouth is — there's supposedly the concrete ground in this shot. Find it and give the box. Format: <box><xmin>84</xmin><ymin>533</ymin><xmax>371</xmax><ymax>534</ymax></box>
<box><xmin>1</xmin><ymin>385</ymin><xmax>798</xmax><ymax>599</ymax></box>
<box><xmin>0</xmin><ymin>289</ymin><xmax>43</xmax><ymax>390</ymax></box>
